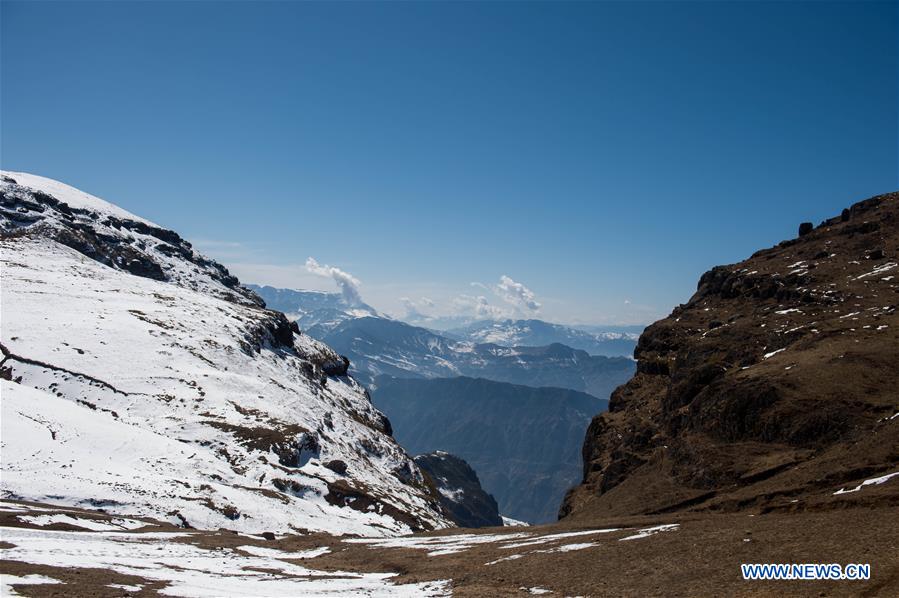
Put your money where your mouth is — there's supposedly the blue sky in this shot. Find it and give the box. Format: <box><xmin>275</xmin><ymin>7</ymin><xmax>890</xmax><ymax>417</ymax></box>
<box><xmin>2</xmin><ymin>1</ymin><xmax>896</xmax><ymax>325</ymax></box>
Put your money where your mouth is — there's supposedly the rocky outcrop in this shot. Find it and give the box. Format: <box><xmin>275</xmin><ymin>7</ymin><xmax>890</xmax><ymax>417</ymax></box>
<box><xmin>415</xmin><ymin>451</ymin><xmax>503</xmax><ymax>528</ymax></box>
<box><xmin>561</xmin><ymin>192</ymin><xmax>899</xmax><ymax>520</ymax></box>
<box><xmin>0</xmin><ymin>175</ymin><xmax>262</xmax><ymax>307</ymax></box>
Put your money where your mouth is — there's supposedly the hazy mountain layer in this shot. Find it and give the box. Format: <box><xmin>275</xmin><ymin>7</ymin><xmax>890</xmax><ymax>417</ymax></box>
<box><xmin>250</xmin><ymin>287</ymin><xmax>637</xmax><ymax>398</ymax></box>
<box><xmin>446</xmin><ymin>318</ymin><xmax>639</xmax><ymax>357</ymax></box>
<box><xmin>372</xmin><ymin>376</ymin><xmax>608</xmax><ymax>524</ymax></box>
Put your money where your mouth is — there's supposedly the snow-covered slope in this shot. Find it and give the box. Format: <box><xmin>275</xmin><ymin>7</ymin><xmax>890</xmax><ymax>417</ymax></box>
<box><xmin>0</xmin><ymin>171</ymin><xmax>449</xmax><ymax>537</ymax></box>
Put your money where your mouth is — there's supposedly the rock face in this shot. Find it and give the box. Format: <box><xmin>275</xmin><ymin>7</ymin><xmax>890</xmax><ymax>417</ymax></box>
<box><xmin>0</xmin><ymin>172</ymin><xmax>448</xmax><ymax>536</ymax></box>
<box><xmin>561</xmin><ymin>192</ymin><xmax>899</xmax><ymax>520</ymax></box>
<box><xmin>414</xmin><ymin>452</ymin><xmax>503</xmax><ymax>528</ymax></box>
<box><xmin>374</xmin><ymin>376</ymin><xmax>608</xmax><ymax>523</ymax></box>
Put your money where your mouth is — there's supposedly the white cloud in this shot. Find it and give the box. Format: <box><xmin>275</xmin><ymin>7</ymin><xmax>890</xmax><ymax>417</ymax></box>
<box><xmin>493</xmin><ymin>275</ymin><xmax>541</xmax><ymax>314</ymax></box>
<box><xmin>452</xmin><ymin>294</ymin><xmax>510</xmax><ymax>320</ymax></box>
<box><xmin>399</xmin><ymin>297</ymin><xmax>423</xmax><ymax>319</ymax></box>
<box><xmin>400</xmin><ymin>296</ymin><xmax>437</xmax><ymax>320</ymax></box>
<box><xmin>305</xmin><ymin>257</ymin><xmax>363</xmax><ymax>306</ymax></box>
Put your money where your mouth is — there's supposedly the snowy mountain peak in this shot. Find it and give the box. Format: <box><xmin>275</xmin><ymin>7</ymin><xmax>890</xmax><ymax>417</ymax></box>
<box><xmin>0</xmin><ymin>172</ymin><xmax>449</xmax><ymax>536</ymax></box>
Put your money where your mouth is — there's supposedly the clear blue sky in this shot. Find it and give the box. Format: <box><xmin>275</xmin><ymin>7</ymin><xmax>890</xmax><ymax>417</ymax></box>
<box><xmin>2</xmin><ymin>1</ymin><xmax>896</xmax><ymax>325</ymax></box>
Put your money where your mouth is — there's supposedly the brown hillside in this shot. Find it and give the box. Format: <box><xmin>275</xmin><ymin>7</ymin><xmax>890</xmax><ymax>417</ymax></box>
<box><xmin>561</xmin><ymin>192</ymin><xmax>899</xmax><ymax>520</ymax></box>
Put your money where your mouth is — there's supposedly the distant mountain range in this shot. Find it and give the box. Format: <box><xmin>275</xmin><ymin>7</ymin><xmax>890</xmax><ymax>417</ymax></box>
<box><xmin>244</xmin><ymin>285</ymin><xmax>380</xmax><ymax>338</ymax></box>
<box><xmin>373</xmin><ymin>376</ymin><xmax>608</xmax><ymax>524</ymax></box>
<box><xmin>248</xmin><ymin>286</ymin><xmax>636</xmax><ymax>398</ymax></box>
<box><xmin>445</xmin><ymin>319</ymin><xmax>639</xmax><ymax>357</ymax></box>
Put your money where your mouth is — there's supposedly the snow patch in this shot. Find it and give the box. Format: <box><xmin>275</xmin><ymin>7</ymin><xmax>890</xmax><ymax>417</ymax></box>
<box><xmin>1</xmin><ymin>574</ymin><xmax>63</xmax><ymax>596</ymax></box>
<box><xmin>0</xmin><ymin>526</ymin><xmax>450</xmax><ymax>597</ymax></box>
<box><xmin>833</xmin><ymin>471</ymin><xmax>899</xmax><ymax>495</ymax></box>
<box><xmin>619</xmin><ymin>524</ymin><xmax>680</xmax><ymax>541</ymax></box>
<box><xmin>17</xmin><ymin>514</ymin><xmax>150</xmax><ymax>532</ymax></box>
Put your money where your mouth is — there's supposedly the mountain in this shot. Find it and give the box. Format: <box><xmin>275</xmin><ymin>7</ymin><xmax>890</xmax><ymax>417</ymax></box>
<box><xmin>248</xmin><ymin>286</ymin><xmax>637</xmax><ymax>398</ymax></box>
<box><xmin>325</xmin><ymin>317</ymin><xmax>635</xmax><ymax>398</ymax></box>
<box><xmin>414</xmin><ymin>451</ymin><xmax>503</xmax><ymax>528</ymax></box>
<box><xmin>561</xmin><ymin>191</ymin><xmax>899</xmax><ymax>521</ymax></box>
<box><xmin>319</xmin><ymin>316</ymin><xmax>461</xmax><ymax>383</ymax></box>
<box><xmin>246</xmin><ymin>304</ymin><xmax>634</xmax><ymax>399</ymax></box>
<box><xmin>446</xmin><ymin>318</ymin><xmax>639</xmax><ymax>357</ymax></box>
<box><xmin>372</xmin><ymin>376</ymin><xmax>608</xmax><ymax>524</ymax></box>
<box><xmin>0</xmin><ymin>171</ymin><xmax>448</xmax><ymax>536</ymax></box>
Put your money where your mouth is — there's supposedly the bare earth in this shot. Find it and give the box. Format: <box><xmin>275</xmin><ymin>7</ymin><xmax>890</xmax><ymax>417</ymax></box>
<box><xmin>1</xmin><ymin>498</ymin><xmax>897</xmax><ymax>597</ymax></box>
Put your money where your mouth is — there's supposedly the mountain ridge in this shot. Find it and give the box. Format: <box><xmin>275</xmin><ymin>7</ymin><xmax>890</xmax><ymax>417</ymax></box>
<box><xmin>249</xmin><ymin>285</ymin><xmax>637</xmax><ymax>399</ymax></box>
<box><xmin>561</xmin><ymin>191</ymin><xmax>899</xmax><ymax>521</ymax></box>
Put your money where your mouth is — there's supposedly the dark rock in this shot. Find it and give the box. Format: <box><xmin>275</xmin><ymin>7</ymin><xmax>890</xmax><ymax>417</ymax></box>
<box><xmin>321</xmin><ymin>356</ymin><xmax>350</xmax><ymax>377</ymax></box>
<box><xmin>324</xmin><ymin>459</ymin><xmax>348</xmax><ymax>475</ymax></box>
<box><xmin>123</xmin><ymin>256</ymin><xmax>166</xmax><ymax>280</ymax></box>
<box><xmin>798</xmin><ymin>221</ymin><xmax>814</xmax><ymax>237</ymax></box>
<box><xmin>414</xmin><ymin>452</ymin><xmax>503</xmax><ymax>528</ymax></box>
<box><xmin>374</xmin><ymin>411</ymin><xmax>393</xmax><ymax>436</ymax></box>
<box><xmin>866</xmin><ymin>248</ymin><xmax>885</xmax><ymax>260</ymax></box>
<box><xmin>265</xmin><ymin>312</ymin><xmax>296</xmax><ymax>349</ymax></box>
<box><xmin>261</xmin><ymin>532</ymin><xmax>276</xmax><ymax>541</ymax></box>
<box><xmin>324</xmin><ymin>479</ymin><xmax>430</xmax><ymax>532</ymax></box>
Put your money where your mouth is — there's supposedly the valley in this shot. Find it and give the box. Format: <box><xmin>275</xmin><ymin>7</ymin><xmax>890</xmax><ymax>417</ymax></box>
<box><xmin>2</xmin><ymin>173</ymin><xmax>897</xmax><ymax>597</ymax></box>
<box><xmin>250</xmin><ymin>285</ymin><xmax>636</xmax><ymax>524</ymax></box>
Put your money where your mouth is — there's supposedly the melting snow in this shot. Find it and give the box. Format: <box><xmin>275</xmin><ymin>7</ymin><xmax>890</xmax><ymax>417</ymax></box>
<box><xmin>619</xmin><ymin>524</ymin><xmax>680</xmax><ymax>541</ymax></box>
<box><xmin>501</xmin><ymin>515</ymin><xmax>530</xmax><ymax>527</ymax></box>
<box><xmin>17</xmin><ymin>514</ymin><xmax>150</xmax><ymax>532</ymax></box>
<box><xmin>1</xmin><ymin>574</ymin><xmax>63</xmax><ymax>596</ymax></box>
<box><xmin>763</xmin><ymin>348</ymin><xmax>786</xmax><ymax>359</ymax></box>
<box><xmin>500</xmin><ymin>529</ymin><xmax>620</xmax><ymax>550</ymax></box>
<box><xmin>109</xmin><ymin>584</ymin><xmax>143</xmax><ymax>592</ymax></box>
<box><xmin>855</xmin><ymin>263</ymin><xmax>897</xmax><ymax>280</ymax></box>
<box><xmin>237</xmin><ymin>545</ymin><xmax>331</xmax><ymax>559</ymax></box>
<box><xmin>833</xmin><ymin>471</ymin><xmax>899</xmax><ymax>495</ymax></box>
<box><xmin>0</xmin><ymin>526</ymin><xmax>450</xmax><ymax>597</ymax></box>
